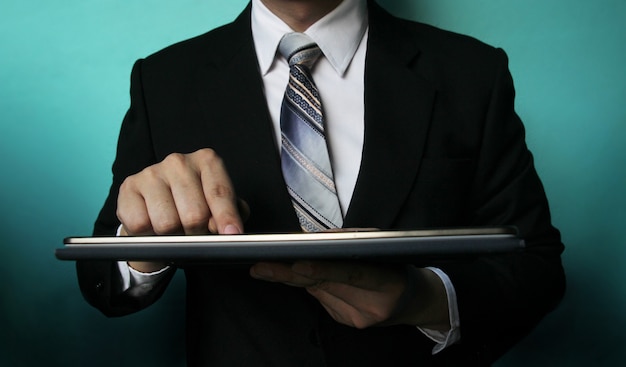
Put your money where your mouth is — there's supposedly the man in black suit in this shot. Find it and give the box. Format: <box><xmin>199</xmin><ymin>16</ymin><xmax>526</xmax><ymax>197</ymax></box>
<box><xmin>77</xmin><ymin>0</ymin><xmax>565</xmax><ymax>365</ymax></box>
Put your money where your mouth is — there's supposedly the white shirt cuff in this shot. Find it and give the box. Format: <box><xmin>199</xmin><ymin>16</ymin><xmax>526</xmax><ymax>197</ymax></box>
<box><xmin>417</xmin><ymin>267</ymin><xmax>461</xmax><ymax>354</ymax></box>
<box><xmin>115</xmin><ymin>224</ymin><xmax>172</xmax><ymax>297</ymax></box>
<box><xmin>117</xmin><ymin>261</ymin><xmax>172</xmax><ymax>297</ymax></box>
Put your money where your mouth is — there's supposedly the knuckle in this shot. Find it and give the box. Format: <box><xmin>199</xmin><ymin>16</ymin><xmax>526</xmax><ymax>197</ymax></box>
<box><xmin>119</xmin><ymin>174</ymin><xmax>140</xmax><ymax>193</ymax></box>
<box><xmin>195</xmin><ymin>148</ymin><xmax>220</xmax><ymax>162</ymax></box>
<box><xmin>119</xmin><ymin>176</ymin><xmax>131</xmax><ymax>191</ymax></box>
<box><xmin>137</xmin><ymin>165</ymin><xmax>163</xmax><ymax>185</ymax></box>
<box><xmin>180</xmin><ymin>208</ymin><xmax>210</xmax><ymax>229</ymax></box>
<box><xmin>152</xmin><ymin>217</ymin><xmax>181</xmax><ymax>235</ymax></box>
<box><xmin>197</xmin><ymin>149</ymin><xmax>228</xmax><ymax>173</ymax></box>
<box><xmin>118</xmin><ymin>211</ymin><xmax>151</xmax><ymax>235</ymax></box>
<box><xmin>188</xmin><ymin>148</ymin><xmax>220</xmax><ymax>170</ymax></box>
<box><xmin>162</xmin><ymin>152</ymin><xmax>186</xmax><ymax>167</ymax></box>
<box><xmin>208</xmin><ymin>183</ymin><xmax>235</xmax><ymax>199</ymax></box>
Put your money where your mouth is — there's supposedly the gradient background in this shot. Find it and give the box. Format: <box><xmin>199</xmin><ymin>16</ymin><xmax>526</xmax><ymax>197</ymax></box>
<box><xmin>1</xmin><ymin>0</ymin><xmax>624</xmax><ymax>366</ymax></box>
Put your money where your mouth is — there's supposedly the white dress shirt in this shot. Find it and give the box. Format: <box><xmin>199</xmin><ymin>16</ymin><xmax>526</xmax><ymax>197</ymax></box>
<box><xmin>118</xmin><ymin>0</ymin><xmax>460</xmax><ymax>354</ymax></box>
<box><xmin>252</xmin><ymin>0</ymin><xmax>367</xmax><ymax>214</ymax></box>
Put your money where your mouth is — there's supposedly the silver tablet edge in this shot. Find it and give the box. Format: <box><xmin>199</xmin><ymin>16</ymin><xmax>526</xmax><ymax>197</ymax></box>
<box><xmin>64</xmin><ymin>227</ymin><xmax>517</xmax><ymax>245</ymax></box>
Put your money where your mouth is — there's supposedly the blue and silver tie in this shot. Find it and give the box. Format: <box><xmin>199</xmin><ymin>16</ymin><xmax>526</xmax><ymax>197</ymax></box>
<box><xmin>279</xmin><ymin>32</ymin><xmax>343</xmax><ymax>232</ymax></box>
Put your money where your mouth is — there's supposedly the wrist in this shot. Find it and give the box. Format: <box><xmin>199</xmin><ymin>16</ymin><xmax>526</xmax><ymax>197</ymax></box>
<box><xmin>395</xmin><ymin>266</ymin><xmax>451</xmax><ymax>331</ymax></box>
<box><xmin>119</xmin><ymin>225</ymin><xmax>168</xmax><ymax>273</ymax></box>
<box><xmin>128</xmin><ymin>261</ymin><xmax>168</xmax><ymax>273</ymax></box>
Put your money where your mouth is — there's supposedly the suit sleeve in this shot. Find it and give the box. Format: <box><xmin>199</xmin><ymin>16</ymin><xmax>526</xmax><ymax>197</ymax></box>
<box><xmin>437</xmin><ymin>49</ymin><xmax>565</xmax><ymax>362</ymax></box>
<box><xmin>76</xmin><ymin>59</ymin><xmax>175</xmax><ymax>317</ymax></box>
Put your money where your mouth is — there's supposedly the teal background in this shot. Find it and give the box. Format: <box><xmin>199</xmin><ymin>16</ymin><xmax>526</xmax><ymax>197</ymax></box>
<box><xmin>1</xmin><ymin>0</ymin><xmax>624</xmax><ymax>365</ymax></box>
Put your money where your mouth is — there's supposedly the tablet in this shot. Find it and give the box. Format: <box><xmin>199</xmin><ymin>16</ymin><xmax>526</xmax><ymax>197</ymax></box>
<box><xmin>55</xmin><ymin>227</ymin><xmax>524</xmax><ymax>264</ymax></box>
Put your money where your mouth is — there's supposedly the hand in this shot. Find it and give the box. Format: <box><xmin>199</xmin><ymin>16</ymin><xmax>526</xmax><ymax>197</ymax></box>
<box><xmin>249</xmin><ymin>261</ymin><xmax>450</xmax><ymax>330</ymax></box>
<box><xmin>117</xmin><ymin>148</ymin><xmax>247</xmax><ymax>272</ymax></box>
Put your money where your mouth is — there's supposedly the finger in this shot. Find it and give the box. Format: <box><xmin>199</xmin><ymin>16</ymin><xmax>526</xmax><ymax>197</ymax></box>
<box><xmin>250</xmin><ymin>262</ymin><xmax>319</xmax><ymax>287</ymax></box>
<box><xmin>118</xmin><ymin>162</ymin><xmax>186</xmax><ymax>235</ymax></box>
<box><xmin>307</xmin><ymin>281</ymin><xmax>402</xmax><ymax>328</ymax></box>
<box><xmin>117</xmin><ymin>175</ymin><xmax>156</xmax><ymax>235</ymax></box>
<box><xmin>307</xmin><ymin>288</ymin><xmax>389</xmax><ymax>329</ymax></box>
<box><xmin>310</xmin><ymin>280</ymin><xmax>399</xmax><ymax>310</ymax></box>
<box><xmin>191</xmin><ymin>149</ymin><xmax>243</xmax><ymax>234</ymax></box>
<box><xmin>291</xmin><ymin>261</ymin><xmax>404</xmax><ymax>291</ymax></box>
<box><xmin>213</xmin><ymin>198</ymin><xmax>251</xmax><ymax>232</ymax></box>
<box><xmin>143</xmin><ymin>185</ymin><xmax>182</xmax><ymax>235</ymax></box>
<box><xmin>307</xmin><ymin>288</ymin><xmax>360</xmax><ymax>327</ymax></box>
<box><xmin>163</xmin><ymin>155</ymin><xmax>212</xmax><ymax>235</ymax></box>
<box><xmin>293</xmin><ymin>261</ymin><xmax>407</xmax><ymax>320</ymax></box>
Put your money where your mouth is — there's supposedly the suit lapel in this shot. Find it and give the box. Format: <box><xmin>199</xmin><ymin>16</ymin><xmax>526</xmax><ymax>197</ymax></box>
<box><xmin>344</xmin><ymin>3</ymin><xmax>437</xmax><ymax>229</ymax></box>
<box><xmin>190</xmin><ymin>3</ymin><xmax>437</xmax><ymax>231</ymax></box>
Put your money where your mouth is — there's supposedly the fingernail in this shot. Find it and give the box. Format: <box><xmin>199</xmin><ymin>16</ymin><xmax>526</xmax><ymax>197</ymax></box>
<box><xmin>223</xmin><ymin>224</ymin><xmax>241</xmax><ymax>235</ymax></box>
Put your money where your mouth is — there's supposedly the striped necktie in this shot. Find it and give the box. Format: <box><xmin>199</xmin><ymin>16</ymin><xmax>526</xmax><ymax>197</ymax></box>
<box><xmin>279</xmin><ymin>32</ymin><xmax>343</xmax><ymax>232</ymax></box>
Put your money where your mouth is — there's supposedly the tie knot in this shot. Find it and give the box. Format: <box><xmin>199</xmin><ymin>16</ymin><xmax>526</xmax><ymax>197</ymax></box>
<box><xmin>279</xmin><ymin>32</ymin><xmax>322</xmax><ymax>68</ymax></box>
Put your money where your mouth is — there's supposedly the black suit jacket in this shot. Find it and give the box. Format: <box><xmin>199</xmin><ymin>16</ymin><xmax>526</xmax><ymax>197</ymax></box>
<box><xmin>78</xmin><ymin>2</ymin><xmax>565</xmax><ymax>366</ymax></box>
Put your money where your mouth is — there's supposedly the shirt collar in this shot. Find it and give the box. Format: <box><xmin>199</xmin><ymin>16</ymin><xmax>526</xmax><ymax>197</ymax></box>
<box><xmin>252</xmin><ymin>0</ymin><xmax>368</xmax><ymax>76</ymax></box>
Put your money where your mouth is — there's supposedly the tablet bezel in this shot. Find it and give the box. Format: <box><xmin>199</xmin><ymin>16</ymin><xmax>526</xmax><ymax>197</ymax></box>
<box><xmin>56</xmin><ymin>227</ymin><xmax>523</xmax><ymax>263</ymax></box>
